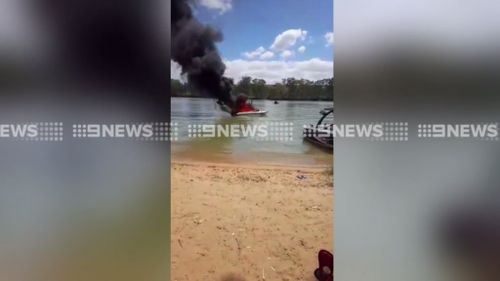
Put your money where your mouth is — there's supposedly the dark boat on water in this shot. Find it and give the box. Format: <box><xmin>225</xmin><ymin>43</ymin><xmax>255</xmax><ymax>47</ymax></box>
<box><xmin>303</xmin><ymin>107</ymin><xmax>333</xmax><ymax>152</ymax></box>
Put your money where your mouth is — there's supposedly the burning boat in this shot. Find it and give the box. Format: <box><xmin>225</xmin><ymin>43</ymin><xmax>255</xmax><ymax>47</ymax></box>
<box><xmin>217</xmin><ymin>94</ymin><xmax>267</xmax><ymax>116</ymax></box>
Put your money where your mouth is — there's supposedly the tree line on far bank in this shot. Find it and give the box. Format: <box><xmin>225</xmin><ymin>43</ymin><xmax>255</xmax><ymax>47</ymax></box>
<box><xmin>171</xmin><ymin>76</ymin><xmax>334</xmax><ymax>101</ymax></box>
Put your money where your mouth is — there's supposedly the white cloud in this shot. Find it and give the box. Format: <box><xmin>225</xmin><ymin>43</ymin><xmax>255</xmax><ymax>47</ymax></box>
<box><xmin>259</xmin><ymin>51</ymin><xmax>275</xmax><ymax>60</ymax></box>
<box><xmin>242</xmin><ymin>46</ymin><xmax>266</xmax><ymax>59</ymax></box>
<box><xmin>172</xmin><ymin>58</ymin><xmax>333</xmax><ymax>84</ymax></box>
<box><xmin>171</xmin><ymin>61</ymin><xmax>184</xmax><ymax>81</ymax></box>
<box><xmin>224</xmin><ymin>58</ymin><xmax>333</xmax><ymax>84</ymax></box>
<box><xmin>198</xmin><ymin>0</ymin><xmax>233</xmax><ymax>14</ymax></box>
<box><xmin>270</xmin><ymin>29</ymin><xmax>308</xmax><ymax>51</ymax></box>
<box><xmin>244</xmin><ymin>29</ymin><xmax>309</xmax><ymax>62</ymax></box>
<box><xmin>324</xmin><ymin>32</ymin><xmax>334</xmax><ymax>46</ymax></box>
<box><xmin>243</xmin><ymin>47</ymin><xmax>275</xmax><ymax>60</ymax></box>
<box><xmin>280</xmin><ymin>50</ymin><xmax>294</xmax><ymax>60</ymax></box>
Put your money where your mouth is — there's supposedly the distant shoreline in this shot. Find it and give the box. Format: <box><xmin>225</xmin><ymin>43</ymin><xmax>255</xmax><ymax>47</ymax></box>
<box><xmin>171</xmin><ymin>77</ymin><xmax>334</xmax><ymax>101</ymax></box>
<box><xmin>171</xmin><ymin>95</ymin><xmax>333</xmax><ymax>101</ymax></box>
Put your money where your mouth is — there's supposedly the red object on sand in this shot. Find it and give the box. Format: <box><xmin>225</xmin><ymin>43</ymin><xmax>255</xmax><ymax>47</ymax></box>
<box><xmin>314</xmin><ymin>250</ymin><xmax>334</xmax><ymax>281</ymax></box>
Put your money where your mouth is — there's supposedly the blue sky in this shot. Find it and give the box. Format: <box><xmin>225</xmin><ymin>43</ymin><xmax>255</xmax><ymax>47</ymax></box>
<box><xmin>196</xmin><ymin>0</ymin><xmax>333</xmax><ymax>61</ymax></box>
<box><xmin>172</xmin><ymin>0</ymin><xmax>334</xmax><ymax>83</ymax></box>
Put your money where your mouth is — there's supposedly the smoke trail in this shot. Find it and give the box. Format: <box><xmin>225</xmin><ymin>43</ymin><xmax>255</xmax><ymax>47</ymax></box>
<box><xmin>171</xmin><ymin>0</ymin><xmax>235</xmax><ymax>109</ymax></box>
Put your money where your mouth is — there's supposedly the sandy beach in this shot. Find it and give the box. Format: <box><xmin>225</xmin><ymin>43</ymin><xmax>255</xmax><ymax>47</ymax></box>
<box><xmin>171</xmin><ymin>161</ymin><xmax>334</xmax><ymax>281</ymax></box>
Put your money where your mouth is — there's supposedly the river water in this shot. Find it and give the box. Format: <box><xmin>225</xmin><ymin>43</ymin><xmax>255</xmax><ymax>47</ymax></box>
<box><xmin>171</xmin><ymin>97</ymin><xmax>333</xmax><ymax>166</ymax></box>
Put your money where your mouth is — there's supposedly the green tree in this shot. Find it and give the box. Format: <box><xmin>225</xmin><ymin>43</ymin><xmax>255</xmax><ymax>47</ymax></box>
<box><xmin>170</xmin><ymin>77</ymin><xmax>333</xmax><ymax>101</ymax></box>
<box><xmin>234</xmin><ymin>76</ymin><xmax>253</xmax><ymax>97</ymax></box>
<box><xmin>251</xmin><ymin>78</ymin><xmax>267</xmax><ymax>99</ymax></box>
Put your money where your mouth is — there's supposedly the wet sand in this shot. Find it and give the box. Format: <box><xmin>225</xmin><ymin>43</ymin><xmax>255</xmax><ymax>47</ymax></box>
<box><xmin>171</xmin><ymin>161</ymin><xmax>334</xmax><ymax>281</ymax></box>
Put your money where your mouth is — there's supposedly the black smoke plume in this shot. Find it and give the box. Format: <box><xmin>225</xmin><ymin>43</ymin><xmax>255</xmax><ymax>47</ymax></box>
<box><xmin>172</xmin><ymin>0</ymin><xmax>235</xmax><ymax>109</ymax></box>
